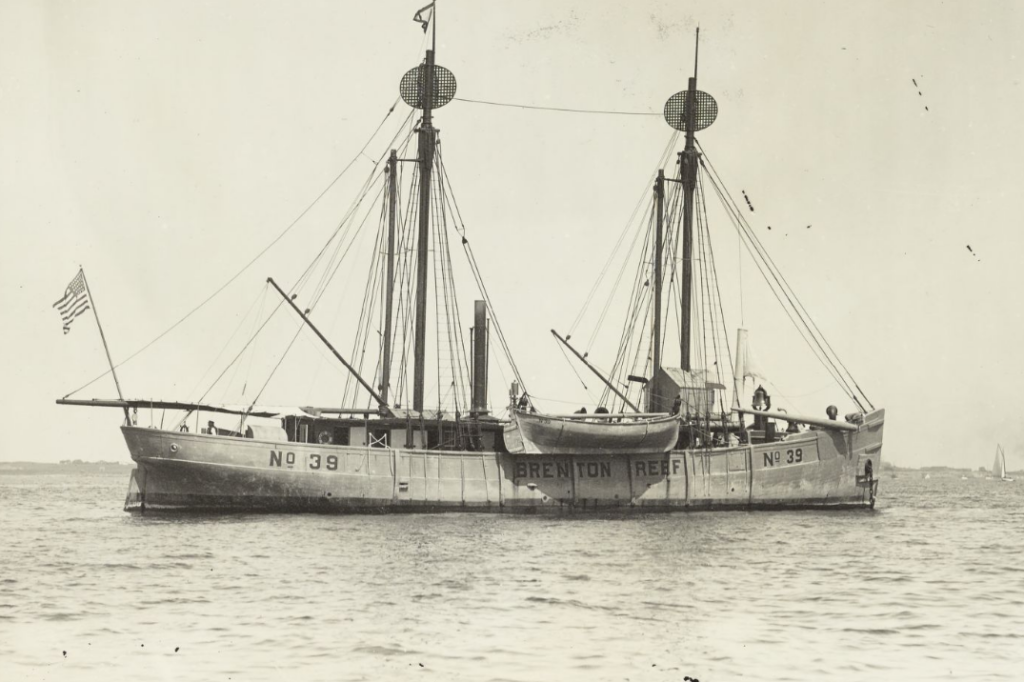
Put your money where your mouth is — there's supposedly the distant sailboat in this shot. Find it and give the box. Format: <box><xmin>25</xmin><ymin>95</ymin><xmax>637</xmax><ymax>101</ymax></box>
<box><xmin>993</xmin><ymin>445</ymin><xmax>1014</xmax><ymax>482</ymax></box>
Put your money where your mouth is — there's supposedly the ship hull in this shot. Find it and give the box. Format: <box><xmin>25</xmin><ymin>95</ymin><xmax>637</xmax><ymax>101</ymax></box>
<box><xmin>122</xmin><ymin>409</ymin><xmax>884</xmax><ymax>513</ymax></box>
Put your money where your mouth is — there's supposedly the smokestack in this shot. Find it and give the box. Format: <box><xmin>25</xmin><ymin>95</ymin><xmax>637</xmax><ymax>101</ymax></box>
<box><xmin>471</xmin><ymin>300</ymin><xmax>489</xmax><ymax>415</ymax></box>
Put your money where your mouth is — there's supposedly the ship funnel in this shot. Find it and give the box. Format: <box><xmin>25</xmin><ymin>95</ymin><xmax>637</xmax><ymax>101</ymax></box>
<box><xmin>471</xmin><ymin>300</ymin><xmax>489</xmax><ymax>416</ymax></box>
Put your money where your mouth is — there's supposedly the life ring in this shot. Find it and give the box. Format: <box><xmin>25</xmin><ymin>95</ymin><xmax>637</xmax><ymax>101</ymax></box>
<box><xmin>317</xmin><ymin>430</ymin><xmax>333</xmax><ymax>445</ymax></box>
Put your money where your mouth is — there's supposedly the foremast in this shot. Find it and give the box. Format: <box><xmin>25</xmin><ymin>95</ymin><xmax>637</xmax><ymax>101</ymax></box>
<box><xmin>397</xmin><ymin>3</ymin><xmax>457</xmax><ymax>414</ymax></box>
<box><xmin>412</xmin><ymin>44</ymin><xmax>437</xmax><ymax>414</ymax></box>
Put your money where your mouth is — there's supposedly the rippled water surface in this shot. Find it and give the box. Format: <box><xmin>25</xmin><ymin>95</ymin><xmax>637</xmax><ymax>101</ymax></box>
<box><xmin>1</xmin><ymin>471</ymin><xmax>1022</xmax><ymax>681</ymax></box>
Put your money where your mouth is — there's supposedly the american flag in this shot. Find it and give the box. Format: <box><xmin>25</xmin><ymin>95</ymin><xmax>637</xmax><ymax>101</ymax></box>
<box><xmin>53</xmin><ymin>270</ymin><xmax>91</xmax><ymax>334</ymax></box>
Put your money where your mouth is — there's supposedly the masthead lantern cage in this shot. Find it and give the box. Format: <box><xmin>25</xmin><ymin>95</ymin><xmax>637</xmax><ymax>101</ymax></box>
<box><xmin>663</xmin><ymin>90</ymin><xmax>718</xmax><ymax>132</ymax></box>
<box><xmin>400</xmin><ymin>64</ymin><xmax>457</xmax><ymax>110</ymax></box>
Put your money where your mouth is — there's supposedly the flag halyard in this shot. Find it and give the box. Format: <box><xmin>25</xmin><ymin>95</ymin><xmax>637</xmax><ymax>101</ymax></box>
<box><xmin>54</xmin><ymin>270</ymin><xmax>91</xmax><ymax>334</ymax></box>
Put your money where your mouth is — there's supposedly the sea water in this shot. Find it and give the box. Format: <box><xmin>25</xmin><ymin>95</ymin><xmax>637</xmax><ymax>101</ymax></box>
<box><xmin>1</xmin><ymin>470</ymin><xmax>1021</xmax><ymax>681</ymax></box>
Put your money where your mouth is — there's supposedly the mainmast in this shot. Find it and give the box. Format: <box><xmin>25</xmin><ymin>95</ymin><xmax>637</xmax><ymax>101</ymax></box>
<box><xmin>412</xmin><ymin>45</ymin><xmax>436</xmax><ymax>414</ymax></box>
<box><xmin>399</xmin><ymin>3</ymin><xmax>457</xmax><ymax>413</ymax></box>
<box><xmin>662</xmin><ymin>29</ymin><xmax>717</xmax><ymax>373</ymax></box>
<box><xmin>680</xmin><ymin>32</ymin><xmax>700</xmax><ymax>372</ymax></box>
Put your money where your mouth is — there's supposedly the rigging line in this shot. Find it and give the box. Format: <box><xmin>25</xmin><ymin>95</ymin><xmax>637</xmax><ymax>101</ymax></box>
<box><xmin>738</xmin><ymin>214</ymin><xmax>744</xmax><ymax>327</ymax></box>
<box><xmin>438</xmin><ymin>173</ymin><xmax>463</xmax><ymax>414</ymax></box>
<box><xmin>342</xmin><ymin>193</ymin><xmax>389</xmax><ymax>406</ymax></box>
<box><xmin>721</xmin><ymin>179</ymin><xmax>864</xmax><ymax>408</ymax></box>
<box><xmin>434</xmin><ymin>147</ymin><xmax>528</xmax><ymax>395</ymax></box>
<box><xmin>553</xmin><ymin>335</ymin><xmax>595</xmax><ymax>399</ymax></box>
<box><xmin>356</xmin><ymin>216</ymin><xmax>387</xmax><ymax>406</ymax></box>
<box><xmin>382</xmin><ymin>134</ymin><xmax>417</xmax><ymax>409</ymax></box>
<box><xmin>629</xmin><ymin>228</ymin><xmax>659</xmax><ymax>394</ymax></box>
<box><xmin>184</xmin><ymin>283</ymin><xmax>266</xmax><ymax>401</ymax></box>
<box><xmin>695</xmin><ymin>174</ymin><xmax>716</xmax><ymax>410</ymax></box>
<box><xmin>395</xmin><ymin>157</ymin><xmax>423</xmax><ymax>409</ymax></box>
<box><xmin>702</xmin><ymin>170</ymin><xmax>857</xmax><ymax>406</ymax></box>
<box><xmin>356</xmin><ymin>192</ymin><xmax>391</xmax><ymax>388</ymax></box>
<box><xmin>450</xmin><ymin>237</ymin><xmax>473</xmax><ymax>410</ymax></box>
<box><xmin>432</xmin><ymin>174</ymin><xmax>447</xmax><ymax>411</ymax></box>
<box><xmin>448</xmin><ymin>224</ymin><xmax>474</xmax><ymax>409</ymax></box>
<box><xmin>395</xmin><ymin>164</ymin><xmax>420</xmax><ymax>409</ymax></box>
<box><xmin>240</xmin><ymin>284</ymin><xmax>270</xmax><ymax>399</ymax></box>
<box><xmin>431</xmin><ymin>149</ymin><xmax>452</xmax><ymax>411</ymax></box>
<box><xmin>305</xmin><ymin>146</ymin><xmax>401</xmax><ymax>310</ymax></box>
<box><xmin>300</xmin><ymin>114</ymin><xmax>416</xmax><ymax>309</ymax></box>
<box><xmin>697</xmin><ymin>142</ymin><xmax>871</xmax><ymax>410</ymax></box>
<box><xmin>219</xmin><ymin>285</ymin><xmax>265</xmax><ymax>403</ymax></box>
<box><xmin>704</xmin><ymin>171</ymin><xmax>853</xmax><ymax>400</ymax></box>
<box><xmin>663</xmin><ymin>176</ymin><xmax>684</xmax><ymax>362</ymax></box>
<box><xmin>584</xmin><ymin>135</ymin><xmax>681</xmax><ymax>353</ymax></box>
<box><xmin>246</xmin><ymin>322</ymin><xmax>306</xmax><ymax>414</ymax></box>
<box><xmin>376</xmin><ymin>133</ymin><xmax>414</xmax><ymax>401</ymax></box>
<box><xmin>696</xmin><ymin>173</ymin><xmax>713</xmax><ymax>387</ymax></box>
<box><xmin>586</xmin><ymin>200</ymin><xmax>653</xmax><ymax>352</ymax></box>
<box><xmin>604</xmin><ymin>211</ymin><xmax>655</xmax><ymax>384</ymax></box>
<box><xmin>705</xmin><ymin>170</ymin><xmax>849</xmax><ymax>400</ymax></box>
<box><xmin>309</xmin><ymin>180</ymin><xmax>390</xmax><ymax>315</ymax></box>
<box><xmin>659</xmin><ymin>182</ymin><xmax>681</xmax><ymax>364</ymax></box>
<box><xmin>601</xmin><ymin>264</ymin><xmax>651</xmax><ymax>409</ymax></box>
<box><xmin>307</xmin><ymin>173</ymin><xmax>382</xmax><ymax>311</ymax></box>
<box><xmin>434</xmin><ymin>144</ymin><xmax>494</xmax><ymax>412</ymax></box>
<box><xmin>603</xmin><ymin>272</ymin><xmax>648</xmax><ymax>408</ymax></box>
<box><xmin>663</xmin><ymin>178</ymin><xmax>679</xmax><ymax>358</ymax></box>
<box><xmin>462</xmin><ymin>241</ymin><xmax>527</xmax><ymax>395</ymax></box>
<box><xmin>435</xmin><ymin>152</ymin><xmax>472</xmax><ymax>412</ymax></box>
<box><xmin>282</xmin><ymin>327</ymin><xmax>354</xmax><ymax>401</ymax></box>
<box><xmin>436</xmin><ymin>146</ymin><xmax>475</xmax><ymax>409</ymax></box>
<box><xmin>697</xmin><ymin>148</ymin><xmax>857</xmax><ymax>399</ymax></box>
<box><xmin>436</xmin><ymin>152</ymin><xmax>481</xmax><ymax>413</ymax></box>
<box><xmin>452</xmin><ymin>96</ymin><xmax>659</xmax><ymax>117</ymax></box>
<box><xmin>622</xmin><ymin>290</ymin><xmax>654</xmax><ymax>412</ymax></box>
<box><xmin>62</xmin><ymin>100</ymin><xmax>405</xmax><ymax>401</ymax></box>
<box><xmin>176</xmin><ymin>298</ymin><xmax>287</xmax><ymax>428</ymax></box>
<box><xmin>568</xmin><ymin>131</ymin><xmax>680</xmax><ymax>336</ymax></box>
<box><xmin>698</xmin><ymin>169</ymin><xmax>734</xmax><ymax>399</ymax></box>
<box><xmin>396</xmin><ymin>181</ymin><xmax>417</xmax><ymax>410</ymax></box>
<box><xmin>372</xmin><ymin>217</ymin><xmax>389</xmax><ymax>405</ymax></box>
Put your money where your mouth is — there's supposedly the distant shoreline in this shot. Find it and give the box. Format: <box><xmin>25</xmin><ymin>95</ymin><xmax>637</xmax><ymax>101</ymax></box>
<box><xmin>0</xmin><ymin>461</ymin><xmax>133</xmax><ymax>475</ymax></box>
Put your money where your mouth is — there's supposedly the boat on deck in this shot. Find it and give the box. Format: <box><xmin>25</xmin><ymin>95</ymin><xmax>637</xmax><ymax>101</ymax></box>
<box><xmin>504</xmin><ymin>410</ymin><xmax>679</xmax><ymax>456</ymax></box>
<box><xmin>56</xmin><ymin>6</ymin><xmax>884</xmax><ymax>513</ymax></box>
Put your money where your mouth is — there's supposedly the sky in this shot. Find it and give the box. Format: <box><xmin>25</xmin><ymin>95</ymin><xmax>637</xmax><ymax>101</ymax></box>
<box><xmin>2</xmin><ymin>0</ymin><xmax>1023</xmax><ymax>469</ymax></box>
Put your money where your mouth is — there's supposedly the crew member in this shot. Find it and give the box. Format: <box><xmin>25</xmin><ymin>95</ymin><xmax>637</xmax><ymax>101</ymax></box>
<box><xmin>752</xmin><ymin>385</ymin><xmax>771</xmax><ymax>431</ymax></box>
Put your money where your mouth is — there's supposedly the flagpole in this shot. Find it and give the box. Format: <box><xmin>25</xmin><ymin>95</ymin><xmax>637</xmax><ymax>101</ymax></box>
<box><xmin>80</xmin><ymin>267</ymin><xmax>130</xmax><ymax>422</ymax></box>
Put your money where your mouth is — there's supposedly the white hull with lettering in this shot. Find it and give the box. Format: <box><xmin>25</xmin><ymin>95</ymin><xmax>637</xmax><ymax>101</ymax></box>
<box><xmin>122</xmin><ymin>409</ymin><xmax>883</xmax><ymax>513</ymax></box>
